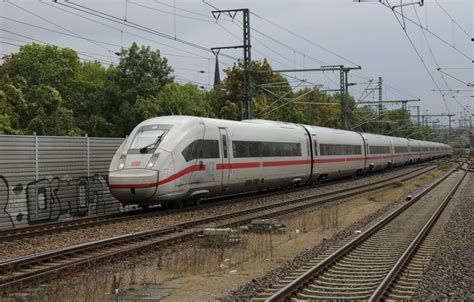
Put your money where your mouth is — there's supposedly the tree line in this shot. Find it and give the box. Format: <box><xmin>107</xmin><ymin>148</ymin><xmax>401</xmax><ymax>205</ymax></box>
<box><xmin>0</xmin><ymin>43</ymin><xmax>437</xmax><ymax>140</ymax></box>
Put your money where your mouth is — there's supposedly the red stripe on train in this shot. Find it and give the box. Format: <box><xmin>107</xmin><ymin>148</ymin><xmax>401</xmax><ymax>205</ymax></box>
<box><xmin>263</xmin><ymin>160</ymin><xmax>311</xmax><ymax>167</ymax></box>
<box><xmin>158</xmin><ymin>164</ymin><xmax>206</xmax><ymax>185</ymax></box>
<box><xmin>109</xmin><ymin>164</ymin><xmax>205</xmax><ymax>188</ymax></box>
<box><xmin>217</xmin><ymin>162</ymin><xmax>260</xmax><ymax>169</ymax></box>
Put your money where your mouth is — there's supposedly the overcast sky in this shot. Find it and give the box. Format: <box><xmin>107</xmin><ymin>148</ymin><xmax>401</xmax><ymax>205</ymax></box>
<box><xmin>1</xmin><ymin>0</ymin><xmax>472</xmax><ymax>127</ymax></box>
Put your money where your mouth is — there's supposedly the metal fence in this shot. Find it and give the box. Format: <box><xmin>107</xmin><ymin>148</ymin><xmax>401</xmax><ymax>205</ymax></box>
<box><xmin>0</xmin><ymin>134</ymin><xmax>125</xmax><ymax>230</ymax></box>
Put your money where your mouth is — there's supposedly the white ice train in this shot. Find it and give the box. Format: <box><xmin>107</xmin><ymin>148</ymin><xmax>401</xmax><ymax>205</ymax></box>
<box><xmin>108</xmin><ymin>116</ymin><xmax>451</xmax><ymax>208</ymax></box>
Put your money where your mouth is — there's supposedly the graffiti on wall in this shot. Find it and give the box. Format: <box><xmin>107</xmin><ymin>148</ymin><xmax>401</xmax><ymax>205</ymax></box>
<box><xmin>0</xmin><ymin>174</ymin><xmax>120</xmax><ymax>228</ymax></box>
<box><xmin>0</xmin><ymin>176</ymin><xmax>14</xmax><ymax>228</ymax></box>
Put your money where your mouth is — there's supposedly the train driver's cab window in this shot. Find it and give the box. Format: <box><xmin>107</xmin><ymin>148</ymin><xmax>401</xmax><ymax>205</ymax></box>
<box><xmin>129</xmin><ymin>125</ymin><xmax>170</xmax><ymax>154</ymax></box>
<box><xmin>182</xmin><ymin>140</ymin><xmax>220</xmax><ymax>162</ymax></box>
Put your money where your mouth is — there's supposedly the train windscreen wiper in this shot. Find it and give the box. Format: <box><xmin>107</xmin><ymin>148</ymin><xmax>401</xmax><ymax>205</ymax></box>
<box><xmin>139</xmin><ymin>135</ymin><xmax>165</xmax><ymax>154</ymax></box>
<box><xmin>139</xmin><ymin>143</ymin><xmax>156</xmax><ymax>154</ymax></box>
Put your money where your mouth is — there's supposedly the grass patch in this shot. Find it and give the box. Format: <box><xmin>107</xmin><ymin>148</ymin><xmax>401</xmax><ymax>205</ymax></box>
<box><xmin>393</xmin><ymin>181</ymin><xmax>404</xmax><ymax>188</ymax></box>
<box><xmin>438</xmin><ymin>162</ymin><xmax>453</xmax><ymax>171</ymax></box>
<box><xmin>368</xmin><ymin>196</ymin><xmax>376</xmax><ymax>201</ymax></box>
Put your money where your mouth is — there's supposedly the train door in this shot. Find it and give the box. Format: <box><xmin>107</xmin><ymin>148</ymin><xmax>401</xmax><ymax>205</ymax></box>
<box><xmin>219</xmin><ymin>128</ymin><xmax>231</xmax><ymax>189</ymax></box>
<box><xmin>361</xmin><ymin>135</ymin><xmax>368</xmax><ymax>171</ymax></box>
<box><xmin>311</xmin><ymin>134</ymin><xmax>319</xmax><ymax>177</ymax></box>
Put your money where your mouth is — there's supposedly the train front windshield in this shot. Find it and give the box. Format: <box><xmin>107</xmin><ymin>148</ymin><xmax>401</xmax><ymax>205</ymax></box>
<box><xmin>129</xmin><ymin>125</ymin><xmax>168</xmax><ymax>153</ymax></box>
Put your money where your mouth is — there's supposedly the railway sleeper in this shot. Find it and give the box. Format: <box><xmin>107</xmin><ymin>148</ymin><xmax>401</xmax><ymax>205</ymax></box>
<box><xmin>403</xmin><ymin>262</ymin><xmax>430</xmax><ymax>269</ymax></box>
<box><xmin>390</xmin><ymin>284</ymin><xmax>418</xmax><ymax>293</ymax></box>
<box><xmin>326</xmin><ymin>267</ymin><xmax>388</xmax><ymax>275</ymax></box>
<box><xmin>249</xmin><ymin>298</ymin><xmax>267</xmax><ymax>302</ymax></box>
<box><xmin>388</xmin><ymin>293</ymin><xmax>415</xmax><ymax>300</ymax></box>
<box><xmin>401</xmin><ymin>267</ymin><xmax>424</xmax><ymax>275</ymax></box>
<box><xmin>322</xmin><ymin>271</ymin><xmax>385</xmax><ymax>279</ymax></box>
<box><xmin>354</xmin><ymin>241</ymin><xmax>404</xmax><ymax>248</ymax></box>
<box><xmin>339</xmin><ymin>257</ymin><xmax>395</xmax><ymax>265</ymax></box>
<box><xmin>313</xmin><ymin>279</ymin><xmax>379</xmax><ymax>288</ymax></box>
<box><xmin>329</xmin><ymin>266</ymin><xmax>390</xmax><ymax>274</ymax></box>
<box><xmin>308</xmin><ymin>283</ymin><xmax>378</xmax><ymax>292</ymax></box>
<box><xmin>319</xmin><ymin>275</ymin><xmax>382</xmax><ymax>283</ymax></box>
<box><xmin>333</xmin><ymin>262</ymin><xmax>393</xmax><ymax>270</ymax></box>
<box><xmin>354</xmin><ymin>243</ymin><xmax>406</xmax><ymax>250</ymax></box>
<box><xmin>398</xmin><ymin>275</ymin><xmax>423</xmax><ymax>283</ymax></box>
<box><xmin>298</xmin><ymin>289</ymin><xmax>373</xmax><ymax>298</ymax></box>
<box><xmin>394</xmin><ymin>277</ymin><xmax>419</xmax><ymax>284</ymax></box>
<box><xmin>389</xmin><ymin>289</ymin><xmax>418</xmax><ymax>298</ymax></box>
<box><xmin>348</xmin><ymin>251</ymin><xmax>402</xmax><ymax>257</ymax></box>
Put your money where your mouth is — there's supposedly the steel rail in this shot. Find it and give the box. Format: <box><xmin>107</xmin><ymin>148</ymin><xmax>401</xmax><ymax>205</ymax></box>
<box><xmin>0</xmin><ymin>162</ymin><xmax>446</xmax><ymax>292</ymax></box>
<box><xmin>265</xmin><ymin>162</ymin><xmax>462</xmax><ymax>302</ymax></box>
<box><xmin>369</xmin><ymin>162</ymin><xmax>469</xmax><ymax>301</ymax></box>
<box><xmin>0</xmin><ymin>161</ymin><xmax>440</xmax><ymax>242</ymax></box>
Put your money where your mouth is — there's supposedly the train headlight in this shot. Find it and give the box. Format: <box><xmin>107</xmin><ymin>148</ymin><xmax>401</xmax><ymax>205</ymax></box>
<box><xmin>118</xmin><ymin>155</ymin><xmax>126</xmax><ymax>170</ymax></box>
<box><xmin>146</xmin><ymin>153</ymin><xmax>160</xmax><ymax>169</ymax></box>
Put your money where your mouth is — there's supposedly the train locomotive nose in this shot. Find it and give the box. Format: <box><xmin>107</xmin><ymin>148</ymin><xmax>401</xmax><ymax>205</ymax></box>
<box><xmin>108</xmin><ymin>169</ymin><xmax>159</xmax><ymax>203</ymax></box>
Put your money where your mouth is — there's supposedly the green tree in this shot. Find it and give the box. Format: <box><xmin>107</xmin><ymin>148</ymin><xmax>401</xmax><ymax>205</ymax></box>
<box><xmin>25</xmin><ymin>84</ymin><xmax>79</xmax><ymax>136</ymax></box>
<box><xmin>220</xmin><ymin>58</ymin><xmax>303</xmax><ymax>122</ymax></box>
<box><xmin>100</xmin><ymin>42</ymin><xmax>174</xmax><ymax>136</ymax></box>
<box><xmin>294</xmin><ymin>88</ymin><xmax>340</xmax><ymax>127</ymax></box>
<box><xmin>0</xmin><ymin>44</ymin><xmax>82</xmax><ymax>135</ymax></box>
<box><xmin>0</xmin><ymin>77</ymin><xmax>27</xmax><ymax>132</ymax></box>
<box><xmin>0</xmin><ymin>43</ymin><xmax>81</xmax><ymax>105</ymax></box>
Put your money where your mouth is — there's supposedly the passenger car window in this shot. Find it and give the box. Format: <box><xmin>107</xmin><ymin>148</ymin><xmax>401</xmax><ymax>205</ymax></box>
<box><xmin>319</xmin><ymin>144</ymin><xmax>362</xmax><ymax>156</ymax></box>
<box><xmin>232</xmin><ymin>141</ymin><xmax>302</xmax><ymax>158</ymax></box>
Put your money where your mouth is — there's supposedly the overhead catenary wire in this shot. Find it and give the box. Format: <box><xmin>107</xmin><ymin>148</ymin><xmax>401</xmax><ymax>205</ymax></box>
<box><xmin>59</xmin><ymin>1</ymin><xmax>239</xmax><ymax>61</ymax></box>
<box><xmin>250</xmin><ymin>11</ymin><xmax>361</xmax><ymax>67</ymax></box>
<box><xmin>7</xmin><ymin>2</ymin><xmax>118</xmax><ymax>55</ymax></box>
<box><xmin>204</xmin><ymin>0</ymin><xmax>416</xmax><ymax>103</ymax></box>
<box><xmin>42</xmin><ymin>1</ymin><xmax>229</xmax><ymax>65</ymax></box>
<box><xmin>154</xmin><ymin>0</ymin><xmax>217</xmax><ymax>20</ymax></box>
<box><xmin>1</xmin><ymin>16</ymin><xmax>214</xmax><ymax>64</ymax></box>
<box><xmin>436</xmin><ymin>68</ymin><xmax>473</xmax><ymax>87</ymax></box>
<box><xmin>201</xmin><ymin>1</ymin><xmax>343</xmax><ymax>83</ymax></box>
<box><xmin>434</xmin><ymin>0</ymin><xmax>471</xmax><ymax>39</ymax></box>
<box><xmin>223</xmin><ymin>21</ymin><xmax>300</xmax><ymax>69</ymax></box>
<box><xmin>257</xmin><ymin>87</ymin><xmax>318</xmax><ymax>118</ymax></box>
<box><xmin>174</xmin><ymin>75</ymin><xmax>212</xmax><ymax>88</ymax></box>
<box><xmin>0</xmin><ymin>16</ymin><xmax>122</xmax><ymax>49</ymax></box>
<box><xmin>212</xmin><ymin>21</ymin><xmax>327</xmax><ymax>87</ymax></box>
<box><xmin>128</xmin><ymin>1</ymin><xmax>215</xmax><ymax>24</ymax></box>
<box><xmin>0</xmin><ymin>38</ymin><xmax>113</xmax><ymax>65</ymax></box>
<box><xmin>409</xmin><ymin>3</ymin><xmax>473</xmax><ymax>115</ymax></box>
<box><xmin>0</xmin><ymin>29</ymin><xmax>114</xmax><ymax>64</ymax></box>
<box><xmin>243</xmin><ymin>5</ymin><xmax>420</xmax><ymax>103</ymax></box>
<box><xmin>386</xmin><ymin>5</ymin><xmax>450</xmax><ymax>114</ymax></box>
<box><xmin>381</xmin><ymin>1</ymin><xmax>472</xmax><ymax>62</ymax></box>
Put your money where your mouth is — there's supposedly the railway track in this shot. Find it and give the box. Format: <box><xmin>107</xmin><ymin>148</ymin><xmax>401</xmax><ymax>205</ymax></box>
<box><xmin>0</xmin><ymin>161</ymin><xmax>451</xmax><ymax>293</ymax></box>
<box><xmin>255</xmin><ymin>160</ymin><xmax>469</xmax><ymax>302</ymax></box>
<box><xmin>0</xmin><ymin>161</ymin><xmax>442</xmax><ymax>243</ymax></box>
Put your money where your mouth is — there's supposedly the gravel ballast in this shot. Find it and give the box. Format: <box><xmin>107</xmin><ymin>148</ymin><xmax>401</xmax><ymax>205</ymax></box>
<box><xmin>415</xmin><ymin>172</ymin><xmax>473</xmax><ymax>300</ymax></box>
<box><xmin>222</xmin><ymin>166</ymin><xmax>454</xmax><ymax>301</ymax></box>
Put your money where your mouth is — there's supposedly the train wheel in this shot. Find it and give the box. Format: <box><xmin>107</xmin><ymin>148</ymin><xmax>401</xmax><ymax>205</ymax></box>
<box><xmin>140</xmin><ymin>205</ymin><xmax>149</xmax><ymax>210</ymax></box>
